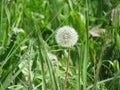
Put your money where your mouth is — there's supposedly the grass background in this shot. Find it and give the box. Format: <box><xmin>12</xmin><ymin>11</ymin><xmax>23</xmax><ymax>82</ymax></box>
<box><xmin>0</xmin><ymin>0</ymin><xmax>120</xmax><ymax>90</ymax></box>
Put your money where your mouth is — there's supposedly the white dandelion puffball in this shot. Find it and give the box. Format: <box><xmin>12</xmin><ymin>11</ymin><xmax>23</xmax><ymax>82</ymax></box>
<box><xmin>55</xmin><ymin>26</ymin><xmax>78</xmax><ymax>47</ymax></box>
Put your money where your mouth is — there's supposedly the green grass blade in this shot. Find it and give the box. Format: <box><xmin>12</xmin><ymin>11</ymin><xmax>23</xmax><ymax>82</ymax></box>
<box><xmin>83</xmin><ymin>0</ymin><xmax>89</xmax><ymax>90</ymax></box>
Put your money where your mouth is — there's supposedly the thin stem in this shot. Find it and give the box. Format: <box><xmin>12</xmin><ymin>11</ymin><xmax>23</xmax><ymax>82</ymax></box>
<box><xmin>64</xmin><ymin>48</ymin><xmax>70</xmax><ymax>87</ymax></box>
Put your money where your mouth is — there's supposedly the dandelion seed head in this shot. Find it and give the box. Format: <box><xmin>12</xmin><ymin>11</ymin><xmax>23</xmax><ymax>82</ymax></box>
<box><xmin>55</xmin><ymin>26</ymin><xmax>78</xmax><ymax>47</ymax></box>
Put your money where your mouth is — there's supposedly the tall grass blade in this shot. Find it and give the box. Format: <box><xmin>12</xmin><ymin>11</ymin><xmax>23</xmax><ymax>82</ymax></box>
<box><xmin>83</xmin><ymin>0</ymin><xmax>89</xmax><ymax>90</ymax></box>
<box><xmin>35</xmin><ymin>24</ymin><xmax>57</xmax><ymax>90</ymax></box>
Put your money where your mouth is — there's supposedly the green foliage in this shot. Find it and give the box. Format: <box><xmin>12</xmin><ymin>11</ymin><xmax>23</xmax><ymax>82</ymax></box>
<box><xmin>0</xmin><ymin>0</ymin><xmax>120</xmax><ymax>90</ymax></box>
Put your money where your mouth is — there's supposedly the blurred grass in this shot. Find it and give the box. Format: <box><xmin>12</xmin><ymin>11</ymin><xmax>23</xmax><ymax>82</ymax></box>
<box><xmin>0</xmin><ymin>0</ymin><xmax>120</xmax><ymax>90</ymax></box>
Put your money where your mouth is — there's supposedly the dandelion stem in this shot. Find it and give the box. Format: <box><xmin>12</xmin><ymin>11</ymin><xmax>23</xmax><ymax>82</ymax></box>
<box><xmin>64</xmin><ymin>48</ymin><xmax>70</xmax><ymax>87</ymax></box>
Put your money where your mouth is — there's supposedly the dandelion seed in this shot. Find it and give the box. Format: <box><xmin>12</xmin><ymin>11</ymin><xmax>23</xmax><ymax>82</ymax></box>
<box><xmin>55</xmin><ymin>26</ymin><xmax>78</xmax><ymax>47</ymax></box>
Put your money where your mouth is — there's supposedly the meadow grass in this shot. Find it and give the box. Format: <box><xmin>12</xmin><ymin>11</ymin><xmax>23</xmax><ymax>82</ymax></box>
<box><xmin>0</xmin><ymin>0</ymin><xmax>120</xmax><ymax>90</ymax></box>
